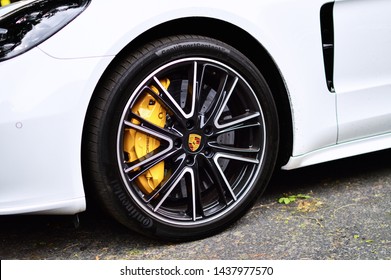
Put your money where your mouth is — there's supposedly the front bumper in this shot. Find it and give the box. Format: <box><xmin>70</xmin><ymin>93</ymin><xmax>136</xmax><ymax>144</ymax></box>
<box><xmin>0</xmin><ymin>47</ymin><xmax>112</xmax><ymax>214</ymax></box>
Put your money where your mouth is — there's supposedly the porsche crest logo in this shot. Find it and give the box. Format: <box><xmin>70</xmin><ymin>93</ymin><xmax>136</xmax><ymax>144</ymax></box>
<box><xmin>188</xmin><ymin>134</ymin><xmax>202</xmax><ymax>152</ymax></box>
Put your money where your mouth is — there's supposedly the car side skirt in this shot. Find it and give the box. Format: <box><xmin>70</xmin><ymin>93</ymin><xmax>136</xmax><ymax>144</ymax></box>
<box><xmin>0</xmin><ymin>197</ymin><xmax>85</xmax><ymax>215</ymax></box>
<box><xmin>282</xmin><ymin>132</ymin><xmax>391</xmax><ymax>170</ymax></box>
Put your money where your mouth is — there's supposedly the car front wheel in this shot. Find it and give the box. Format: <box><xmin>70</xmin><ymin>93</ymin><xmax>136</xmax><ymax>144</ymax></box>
<box><xmin>82</xmin><ymin>35</ymin><xmax>279</xmax><ymax>241</ymax></box>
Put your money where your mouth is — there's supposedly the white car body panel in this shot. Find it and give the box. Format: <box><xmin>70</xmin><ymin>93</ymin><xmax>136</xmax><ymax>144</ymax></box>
<box><xmin>0</xmin><ymin>0</ymin><xmax>390</xmax><ymax>214</ymax></box>
<box><xmin>334</xmin><ymin>0</ymin><xmax>391</xmax><ymax>142</ymax></box>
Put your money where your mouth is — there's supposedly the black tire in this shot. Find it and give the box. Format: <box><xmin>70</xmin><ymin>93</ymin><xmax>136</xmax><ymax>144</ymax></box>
<box><xmin>82</xmin><ymin>35</ymin><xmax>279</xmax><ymax>241</ymax></box>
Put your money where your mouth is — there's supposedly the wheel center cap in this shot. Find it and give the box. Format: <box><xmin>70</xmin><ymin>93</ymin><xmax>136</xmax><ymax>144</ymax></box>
<box><xmin>188</xmin><ymin>133</ymin><xmax>202</xmax><ymax>152</ymax></box>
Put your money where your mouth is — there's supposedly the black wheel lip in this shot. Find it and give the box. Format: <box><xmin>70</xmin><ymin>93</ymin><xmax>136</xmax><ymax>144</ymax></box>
<box><xmin>116</xmin><ymin>56</ymin><xmax>267</xmax><ymax>227</ymax></box>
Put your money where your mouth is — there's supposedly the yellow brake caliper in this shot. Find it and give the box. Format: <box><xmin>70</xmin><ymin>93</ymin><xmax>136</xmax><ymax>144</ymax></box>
<box><xmin>123</xmin><ymin>79</ymin><xmax>170</xmax><ymax>195</ymax></box>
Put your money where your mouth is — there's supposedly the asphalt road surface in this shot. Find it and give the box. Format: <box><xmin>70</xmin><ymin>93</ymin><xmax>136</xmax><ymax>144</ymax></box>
<box><xmin>1</xmin><ymin>150</ymin><xmax>390</xmax><ymax>260</ymax></box>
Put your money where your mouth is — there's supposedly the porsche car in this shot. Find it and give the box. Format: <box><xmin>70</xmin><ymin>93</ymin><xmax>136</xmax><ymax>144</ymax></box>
<box><xmin>1</xmin><ymin>0</ymin><xmax>390</xmax><ymax>241</ymax></box>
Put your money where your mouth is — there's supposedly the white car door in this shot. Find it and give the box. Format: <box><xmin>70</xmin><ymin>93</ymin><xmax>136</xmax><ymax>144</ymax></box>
<box><xmin>333</xmin><ymin>0</ymin><xmax>391</xmax><ymax>142</ymax></box>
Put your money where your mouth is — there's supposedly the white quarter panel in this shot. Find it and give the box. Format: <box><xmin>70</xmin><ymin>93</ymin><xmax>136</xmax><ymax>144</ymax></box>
<box><xmin>334</xmin><ymin>0</ymin><xmax>391</xmax><ymax>142</ymax></box>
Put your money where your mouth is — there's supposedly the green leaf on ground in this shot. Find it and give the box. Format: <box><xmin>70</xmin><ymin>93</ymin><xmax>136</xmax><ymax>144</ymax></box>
<box><xmin>278</xmin><ymin>194</ymin><xmax>311</xmax><ymax>205</ymax></box>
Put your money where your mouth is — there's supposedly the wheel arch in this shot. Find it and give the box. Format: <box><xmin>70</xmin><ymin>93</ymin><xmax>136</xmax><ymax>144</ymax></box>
<box><xmin>87</xmin><ymin>17</ymin><xmax>293</xmax><ymax>169</ymax></box>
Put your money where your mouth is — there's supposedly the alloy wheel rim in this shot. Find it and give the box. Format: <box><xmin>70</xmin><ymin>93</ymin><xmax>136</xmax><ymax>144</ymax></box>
<box><xmin>117</xmin><ymin>57</ymin><xmax>267</xmax><ymax>226</ymax></box>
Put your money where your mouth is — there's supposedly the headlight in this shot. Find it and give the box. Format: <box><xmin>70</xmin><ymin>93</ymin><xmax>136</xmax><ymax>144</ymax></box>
<box><xmin>0</xmin><ymin>0</ymin><xmax>90</xmax><ymax>62</ymax></box>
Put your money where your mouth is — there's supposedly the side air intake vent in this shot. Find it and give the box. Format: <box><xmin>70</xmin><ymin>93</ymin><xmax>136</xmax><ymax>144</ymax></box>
<box><xmin>320</xmin><ymin>2</ymin><xmax>335</xmax><ymax>92</ymax></box>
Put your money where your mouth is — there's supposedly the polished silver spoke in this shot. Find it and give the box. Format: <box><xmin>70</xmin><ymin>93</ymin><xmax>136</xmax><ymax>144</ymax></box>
<box><xmin>153</xmin><ymin>167</ymin><xmax>195</xmax><ymax>215</ymax></box>
<box><xmin>213</xmin><ymin>153</ymin><xmax>259</xmax><ymax>201</ymax></box>
<box><xmin>215</xmin><ymin>119</ymin><xmax>261</xmax><ymax>136</ymax></box>
<box><xmin>190</xmin><ymin>169</ymin><xmax>197</xmax><ymax>221</ymax></box>
<box><xmin>213</xmin><ymin>76</ymin><xmax>239</xmax><ymax>129</ymax></box>
<box><xmin>212</xmin><ymin>153</ymin><xmax>260</xmax><ymax>201</ymax></box>
<box><xmin>208</xmin><ymin>143</ymin><xmax>260</xmax><ymax>154</ymax></box>
<box><xmin>123</xmin><ymin>120</ymin><xmax>173</xmax><ymax>173</ymax></box>
<box><xmin>215</xmin><ymin>111</ymin><xmax>261</xmax><ymax>132</ymax></box>
<box><xmin>154</xmin><ymin>61</ymin><xmax>197</xmax><ymax>119</ymax></box>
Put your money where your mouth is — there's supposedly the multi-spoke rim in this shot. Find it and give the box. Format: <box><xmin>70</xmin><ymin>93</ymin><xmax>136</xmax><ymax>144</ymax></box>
<box><xmin>117</xmin><ymin>57</ymin><xmax>267</xmax><ymax>226</ymax></box>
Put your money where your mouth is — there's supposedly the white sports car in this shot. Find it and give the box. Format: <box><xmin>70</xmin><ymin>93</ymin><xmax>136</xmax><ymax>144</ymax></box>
<box><xmin>1</xmin><ymin>0</ymin><xmax>390</xmax><ymax>240</ymax></box>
